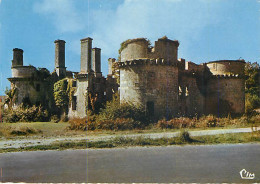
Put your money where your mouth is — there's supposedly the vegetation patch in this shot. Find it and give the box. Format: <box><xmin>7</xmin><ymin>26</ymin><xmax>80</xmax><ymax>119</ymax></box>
<box><xmin>0</xmin><ymin>131</ymin><xmax>259</xmax><ymax>153</ymax></box>
<box><xmin>10</xmin><ymin>127</ymin><xmax>41</xmax><ymax>136</ymax></box>
<box><xmin>69</xmin><ymin>93</ymin><xmax>149</xmax><ymax>131</ymax></box>
<box><xmin>3</xmin><ymin>105</ymin><xmax>49</xmax><ymax>123</ymax></box>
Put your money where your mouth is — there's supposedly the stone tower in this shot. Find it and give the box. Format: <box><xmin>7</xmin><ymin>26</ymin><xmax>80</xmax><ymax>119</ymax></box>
<box><xmin>12</xmin><ymin>48</ymin><xmax>23</xmax><ymax>67</ymax></box>
<box><xmin>92</xmin><ymin>48</ymin><xmax>101</xmax><ymax>77</ymax></box>
<box><xmin>118</xmin><ymin>37</ymin><xmax>180</xmax><ymax>119</ymax></box>
<box><xmin>108</xmin><ymin>58</ymin><xmax>116</xmax><ymax>75</ymax></box>
<box><xmin>80</xmin><ymin>37</ymin><xmax>93</xmax><ymax>73</ymax></box>
<box><xmin>54</xmin><ymin>40</ymin><xmax>66</xmax><ymax>78</ymax></box>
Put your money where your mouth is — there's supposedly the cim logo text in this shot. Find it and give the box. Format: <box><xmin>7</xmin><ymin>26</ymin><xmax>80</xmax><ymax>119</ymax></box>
<box><xmin>240</xmin><ymin>169</ymin><xmax>255</xmax><ymax>180</ymax></box>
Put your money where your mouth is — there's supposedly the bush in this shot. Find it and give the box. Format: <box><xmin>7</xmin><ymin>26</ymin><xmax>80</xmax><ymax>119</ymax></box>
<box><xmin>245</xmin><ymin>93</ymin><xmax>260</xmax><ymax>114</ymax></box>
<box><xmin>50</xmin><ymin>115</ymin><xmax>60</xmax><ymax>123</ymax></box>
<box><xmin>4</xmin><ymin>105</ymin><xmax>49</xmax><ymax>123</ymax></box>
<box><xmin>156</xmin><ymin>117</ymin><xmax>195</xmax><ymax>129</ymax></box>
<box><xmin>69</xmin><ymin>117</ymin><xmax>144</xmax><ymax>131</ymax></box>
<box><xmin>96</xmin><ymin>93</ymin><xmax>149</xmax><ymax>128</ymax></box>
<box><xmin>96</xmin><ymin>118</ymin><xmax>143</xmax><ymax>131</ymax></box>
<box><xmin>10</xmin><ymin>127</ymin><xmax>40</xmax><ymax>136</ymax></box>
<box><xmin>98</xmin><ymin>103</ymin><xmax>148</xmax><ymax>124</ymax></box>
<box><xmin>179</xmin><ymin>130</ymin><xmax>192</xmax><ymax>142</ymax></box>
<box><xmin>195</xmin><ymin>115</ymin><xmax>225</xmax><ymax>128</ymax></box>
<box><xmin>68</xmin><ymin>118</ymin><xmax>87</xmax><ymax>131</ymax></box>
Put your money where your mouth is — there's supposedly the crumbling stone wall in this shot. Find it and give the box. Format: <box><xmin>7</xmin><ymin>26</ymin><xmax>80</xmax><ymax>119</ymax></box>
<box><xmin>150</xmin><ymin>37</ymin><xmax>179</xmax><ymax>62</ymax></box>
<box><xmin>11</xmin><ymin>66</ymin><xmax>36</xmax><ymax>78</ymax></box>
<box><xmin>118</xmin><ymin>37</ymin><xmax>246</xmax><ymax>118</ymax></box>
<box><xmin>9</xmin><ymin>78</ymin><xmax>49</xmax><ymax>108</ymax></box>
<box><xmin>207</xmin><ymin>60</ymin><xmax>245</xmax><ymax>75</ymax></box>
<box><xmin>119</xmin><ymin>60</ymin><xmax>179</xmax><ymax>119</ymax></box>
<box><xmin>178</xmin><ymin>73</ymin><xmax>205</xmax><ymax>117</ymax></box>
<box><xmin>206</xmin><ymin>76</ymin><xmax>245</xmax><ymax>115</ymax></box>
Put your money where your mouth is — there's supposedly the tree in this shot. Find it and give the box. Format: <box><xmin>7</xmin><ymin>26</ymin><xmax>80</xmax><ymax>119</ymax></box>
<box><xmin>245</xmin><ymin>62</ymin><xmax>259</xmax><ymax>95</ymax></box>
<box><xmin>4</xmin><ymin>87</ymin><xmax>17</xmax><ymax>110</ymax></box>
<box><xmin>244</xmin><ymin>62</ymin><xmax>260</xmax><ymax>113</ymax></box>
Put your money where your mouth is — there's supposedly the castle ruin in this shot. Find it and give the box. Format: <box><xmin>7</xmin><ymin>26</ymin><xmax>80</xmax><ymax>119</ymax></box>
<box><xmin>8</xmin><ymin>36</ymin><xmax>245</xmax><ymax>119</ymax></box>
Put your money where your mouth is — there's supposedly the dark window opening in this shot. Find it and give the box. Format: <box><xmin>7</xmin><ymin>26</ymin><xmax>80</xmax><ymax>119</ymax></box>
<box><xmin>146</xmin><ymin>101</ymin><xmax>154</xmax><ymax>117</ymax></box>
<box><xmin>72</xmin><ymin>81</ymin><xmax>77</xmax><ymax>87</ymax></box>
<box><xmin>72</xmin><ymin>96</ymin><xmax>77</xmax><ymax>110</ymax></box>
<box><xmin>36</xmin><ymin>84</ymin><xmax>41</xmax><ymax>92</ymax></box>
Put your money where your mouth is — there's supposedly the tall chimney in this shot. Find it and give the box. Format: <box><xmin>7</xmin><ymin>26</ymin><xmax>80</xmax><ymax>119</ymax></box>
<box><xmin>80</xmin><ymin>37</ymin><xmax>93</xmax><ymax>73</ymax></box>
<box><xmin>92</xmin><ymin>48</ymin><xmax>101</xmax><ymax>73</ymax></box>
<box><xmin>54</xmin><ymin>39</ymin><xmax>66</xmax><ymax>77</ymax></box>
<box><xmin>108</xmin><ymin>58</ymin><xmax>116</xmax><ymax>75</ymax></box>
<box><xmin>12</xmin><ymin>48</ymin><xmax>23</xmax><ymax>67</ymax></box>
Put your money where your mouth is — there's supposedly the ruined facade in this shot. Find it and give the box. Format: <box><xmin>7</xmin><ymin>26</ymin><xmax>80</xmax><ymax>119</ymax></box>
<box><xmin>68</xmin><ymin>38</ymin><xmax>118</xmax><ymax>118</ymax></box>
<box><xmin>118</xmin><ymin>37</ymin><xmax>245</xmax><ymax>119</ymax></box>
<box><xmin>8</xmin><ymin>48</ymin><xmax>52</xmax><ymax>108</ymax></box>
<box><xmin>8</xmin><ymin>36</ymin><xmax>245</xmax><ymax>119</ymax></box>
<box><xmin>8</xmin><ymin>37</ymin><xmax>118</xmax><ymax>118</ymax></box>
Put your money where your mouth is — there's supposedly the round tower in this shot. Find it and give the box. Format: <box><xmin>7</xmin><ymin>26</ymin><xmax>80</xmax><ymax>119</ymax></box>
<box><xmin>206</xmin><ymin>60</ymin><xmax>245</xmax><ymax>75</ymax></box>
<box><xmin>119</xmin><ymin>59</ymin><xmax>179</xmax><ymax>119</ymax></box>
<box><xmin>206</xmin><ymin>75</ymin><xmax>245</xmax><ymax>115</ymax></box>
<box><xmin>120</xmin><ymin>38</ymin><xmax>149</xmax><ymax>62</ymax></box>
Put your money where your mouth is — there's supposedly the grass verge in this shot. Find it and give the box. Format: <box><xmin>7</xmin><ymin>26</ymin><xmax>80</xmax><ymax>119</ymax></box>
<box><xmin>0</xmin><ymin>131</ymin><xmax>259</xmax><ymax>153</ymax></box>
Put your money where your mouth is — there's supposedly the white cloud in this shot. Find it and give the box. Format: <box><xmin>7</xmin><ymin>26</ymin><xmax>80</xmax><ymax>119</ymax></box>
<box><xmin>33</xmin><ymin>0</ymin><xmax>224</xmax><ymax>72</ymax></box>
<box><xmin>33</xmin><ymin>0</ymin><xmax>85</xmax><ymax>33</ymax></box>
<box><xmin>87</xmin><ymin>0</ymin><xmax>221</xmax><ymax>59</ymax></box>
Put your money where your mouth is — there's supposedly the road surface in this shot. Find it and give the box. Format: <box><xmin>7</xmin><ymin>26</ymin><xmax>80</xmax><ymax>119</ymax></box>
<box><xmin>0</xmin><ymin>143</ymin><xmax>259</xmax><ymax>183</ymax></box>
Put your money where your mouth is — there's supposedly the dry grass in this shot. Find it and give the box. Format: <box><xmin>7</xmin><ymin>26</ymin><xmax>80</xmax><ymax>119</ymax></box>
<box><xmin>0</xmin><ymin>131</ymin><xmax>259</xmax><ymax>153</ymax></box>
<box><xmin>0</xmin><ymin>122</ymin><xmax>86</xmax><ymax>138</ymax></box>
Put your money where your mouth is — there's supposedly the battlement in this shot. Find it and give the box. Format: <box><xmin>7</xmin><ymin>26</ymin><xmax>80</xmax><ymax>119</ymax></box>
<box><xmin>206</xmin><ymin>59</ymin><xmax>245</xmax><ymax>75</ymax></box>
<box><xmin>11</xmin><ymin>65</ymin><xmax>37</xmax><ymax>78</ymax></box>
<box><xmin>118</xmin><ymin>58</ymin><xmax>179</xmax><ymax>68</ymax></box>
<box><xmin>157</xmin><ymin>36</ymin><xmax>179</xmax><ymax>47</ymax></box>
<box><xmin>210</xmin><ymin>74</ymin><xmax>244</xmax><ymax>79</ymax></box>
<box><xmin>120</xmin><ymin>36</ymin><xmax>179</xmax><ymax>63</ymax></box>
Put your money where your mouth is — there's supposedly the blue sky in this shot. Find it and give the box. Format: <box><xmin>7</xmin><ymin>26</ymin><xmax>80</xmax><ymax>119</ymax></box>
<box><xmin>0</xmin><ymin>0</ymin><xmax>259</xmax><ymax>95</ymax></box>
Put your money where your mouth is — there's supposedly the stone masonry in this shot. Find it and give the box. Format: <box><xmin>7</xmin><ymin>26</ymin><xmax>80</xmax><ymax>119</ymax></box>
<box><xmin>8</xmin><ymin>36</ymin><xmax>245</xmax><ymax>120</ymax></box>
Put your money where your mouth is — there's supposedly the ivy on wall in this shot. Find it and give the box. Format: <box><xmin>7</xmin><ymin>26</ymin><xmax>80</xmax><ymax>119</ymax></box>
<box><xmin>53</xmin><ymin>78</ymin><xmax>76</xmax><ymax>111</ymax></box>
<box><xmin>53</xmin><ymin>78</ymin><xmax>69</xmax><ymax>109</ymax></box>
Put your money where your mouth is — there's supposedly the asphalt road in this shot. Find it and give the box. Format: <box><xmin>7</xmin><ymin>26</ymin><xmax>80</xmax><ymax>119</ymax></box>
<box><xmin>0</xmin><ymin>144</ymin><xmax>259</xmax><ymax>183</ymax></box>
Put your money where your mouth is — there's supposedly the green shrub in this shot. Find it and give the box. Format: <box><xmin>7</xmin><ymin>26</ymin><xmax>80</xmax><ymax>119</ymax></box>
<box><xmin>4</xmin><ymin>105</ymin><xmax>49</xmax><ymax>123</ymax></box>
<box><xmin>179</xmin><ymin>130</ymin><xmax>192</xmax><ymax>142</ymax></box>
<box><xmin>50</xmin><ymin>115</ymin><xmax>60</xmax><ymax>123</ymax></box>
<box><xmin>245</xmin><ymin>93</ymin><xmax>260</xmax><ymax>114</ymax></box>
<box><xmin>97</xmin><ymin>93</ymin><xmax>149</xmax><ymax>127</ymax></box>
<box><xmin>99</xmin><ymin>103</ymin><xmax>148</xmax><ymax>123</ymax></box>
<box><xmin>10</xmin><ymin>127</ymin><xmax>40</xmax><ymax>136</ymax></box>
